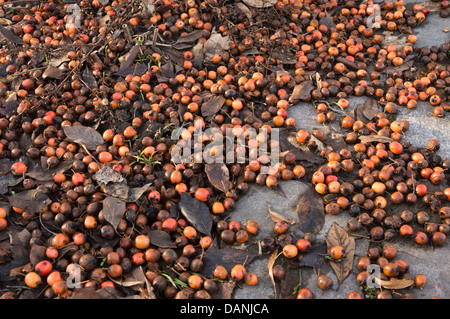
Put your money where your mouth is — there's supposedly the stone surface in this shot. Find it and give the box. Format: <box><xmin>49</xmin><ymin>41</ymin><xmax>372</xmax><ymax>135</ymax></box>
<box><xmin>230</xmin><ymin>0</ymin><xmax>449</xmax><ymax>300</ymax></box>
<box><xmin>231</xmin><ymin>181</ymin><xmax>449</xmax><ymax>299</ymax></box>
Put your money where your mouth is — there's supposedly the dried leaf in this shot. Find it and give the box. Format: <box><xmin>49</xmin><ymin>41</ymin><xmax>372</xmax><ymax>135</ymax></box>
<box><xmin>205</xmin><ymin>163</ymin><xmax>232</xmax><ymax>193</ymax></box>
<box><xmin>48</xmin><ymin>55</ymin><xmax>71</xmax><ymax>68</ymax></box>
<box><xmin>29</xmin><ymin>245</ymin><xmax>46</xmax><ymax>267</ymax></box>
<box><xmin>203</xmin><ymin>32</ymin><xmax>230</xmax><ymax>63</ymax></box>
<box><xmin>268</xmin><ymin>249</ymin><xmax>280</xmax><ymax>298</ymax></box>
<box><xmin>361</xmin><ymin>99</ymin><xmax>380</xmax><ymax>122</ymax></box>
<box><xmin>69</xmin><ymin>287</ymin><xmax>102</xmax><ymax>299</ymax></box>
<box><xmin>93</xmin><ymin>166</ymin><xmax>125</xmax><ymax>186</ymax></box>
<box><xmin>335</xmin><ymin>56</ymin><xmax>359</xmax><ymax>71</ymax></box>
<box><xmin>243</xmin><ymin>0</ymin><xmax>277</xmax><ymax>8</ymax></box>
<box><xmin>295</xmin><ymin>186</ymin><xmax>325</xmax><ymax>234</ymax></box>
<box><xmin>191</xmin><ymin>41</ymin><xmax>204</xmax><ymax>68</ymax></box>
<box><xmin>0</xmin><ymin>174</ymin><xmax>22</xmax><ymax>195</ymax></box>
<box><xmin>25</xmin><ymin>160</ymin><xmax>72</xmax><ymax>181</ymax></box>
<box><xmin>9</xmin><ymin>229</ymin><xmax>31</xmax><ymax>260</ymax></box>
<box><xmin>325</xmin><ymin>223</ymin><xmax>355</xmax><ymax>287</ymax></box>
<box><xmin>0</xmin><ymin>26</ymin><xmax>23</xmax><ymax>44</ymax></box>
<box><xmin>102</xmin><ymin>196</ymin><xmax>126</xmax><ymax>230</ymax></box>
<box><xmin>174</xmin><ymin>30</ymin><xmax>204</xmax><ymax>45</ymax></box>
<box><xmin>374</xmin><ymin>278</ymin><xmax>414</xmax><ymax>290</ymax></box>
<box><xmin>279</xmin><ymin>131</ymin><xmax>326</xmax><ymax>166</ymax></box>
<box><xmin>178</xmin><ymin>192</ymin><xmax>213</xmax><ymax>236</ymax></box>
<box><xmin>386</xmin><ymin>59</ymin><xmax>414</xmax><ymax>75</ymax></box>
<box><xmin>279</xmin><ymin>265</ymin><xmax>301</xmax><ymax>299</ymax></box>
<box><xmin>118</xmin><ymin>45</ymin><xmax>140</xmax><ymax>72</ymax></box>
<box><xmin>319</xmin><ymin>12</ymin><xmax>335</xmax><ymax>29</ymax></box>
<box><xmin>7</xmin><ymin>189</ymin><xmax>51</xmax><ymax>213</ymax></box>
<box><xmin>116</xmin><ymin>63</ymin><xmax>148</xmax><ymax>77</ymax></box>
<box><xmin>210</xmin><ymin>280</ymin><xmax>236</xmax><ymax>299</ymax></box>
<box><xmin>155</xmin><ymin>62</ymin><xmax>175</xmax><ymax>83</ymax></box>
<box><xmin>63</xmin><ymin>125</ymin><xmax>104</xmax><ymax>150</ymax></box>
<box><xmin>200</xmin><ymin>246</ymin><xmax>257</xmax><ymax>277</ymax></box>
<box><xmin>268</xmin><ymin>204</ymin><xmax>295</xmax><ymax>224</ymax></box>
<box><xmin>289</xmin><ymin>81</ymin><xmax>314</xmax><ymax>103</ymax></box>
<box><xmin>236</xmin><ymin>3</ymin><xmax>253</xmax><ymax>21</ymax></box>
<box><xmin>359</xmin><ymin>135</ymin><xmax>394</xmax><ymax>144</ymax></box>
<box><xmin>0</xmin><ymin>18</ymin><xmax>12</xmax><ymax>26</ymax></box>
<box><xmin>127</xmin><ymin>183</ymin><xmax>152</xmax><ymax>202</ymax></box>
<box><xmin>299</xmin><ymin>241</ymin><xmax>328</xmax><ymax>268</ymax></box>
<box><xmin>0</xmin><ymin>158</ymin><xmax>12</xmax><ymax>174</ymax></box>
<box><xmin>201</xmin><ymin>95</ymin><xmax>226</xmax><ymax>117</ymax></box>
<box><xmin>42</xmin><ymin>66</ymin><xmax>64</xmax><ymax>79</ymax></box>
<box><xmin>147</xmin><ymin>229</ymin><xmax>177</xmax><ymax>248</ymax></box>
<box><xmin>103</xmin><ymin>181</ymin><xmax>129</xmax><ymax>200</ymax></box>
<box><xmin>82</xmin><ymin>68</ymin><xmax>98</xmax><ymax>90</ymax></box>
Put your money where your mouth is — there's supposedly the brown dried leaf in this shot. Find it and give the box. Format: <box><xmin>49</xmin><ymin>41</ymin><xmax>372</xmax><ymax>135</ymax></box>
<box><xmin>203</xmin><ymin>32</ymin><xmax>230</xmax><ymax>62</ymax></box>
<box><xmin>279</xmin><ymin>265</ymin><xmax>301</xmax><ymax>299</ymax></box>
<box><xmin>93</xmin><ymin>166</ymin><xmax>125</xmax><ymax>186</ymax></box>
<box><xmin>174</xmin><ymin>30</ymin><xmax>204</xmax><ymax>45</ymax></box>
<box><xmin>319</xmin><ymin>12</ymin><xmax>335</xmax><ymax>29</ymax></box>
<box><xmin>82</xmin><ymin>68</ymin><xmax>98</xmax><ymax>90</ymax></box>
<box><xmin>102</xmin><ymin>196</ymin><xmax>126</xmax><ymax>230</ymax></box>
<box><xmin>0</xmin><ymin>26</ymin><xmax>23</xmax><ymax>44</ymax></box>
<box><xmin>118</xmin><ymin>45</ymin><xmax>140</xmax><ymax>72</ymax></box>
<box><xmin>299</xmin><ymin>241</ymin><xmax>328</xmax><ymax>268</ymax></box>
<box><xmin>147</xmin><ymin>229</ymin><xmax>177</xmax><ymax>248</ymax></box>
<box><xmin>178</xmin><ymin>192</ymin><xmax>213</xmax><ymax>236</ymax></box>
<box><xmin>103</xmin><ymin>181</ymin><xmax>129</xmax><ymax>200</ymax></box>
<box><xmin>7</xmin><ymin>189</ymin><xmax>51</xmax><ymax>213</ymax></box>
<box><xmin>289</xmin><ymin>81</ymin><xmax>314</xmax><ymax>103</ymax></box>
<box><xmin>69</xmin><ymin>287</ymin><xmax>102</xmax><ymax>299</ymax></box>
<box><xmin>325</xmin><ymin>223</ymin><xmax>355</xmax><ymax>287</ymax></box>
<box><xmin>362</xmin><ymin>99</ymin><xmax>380</xmax><ymax>122</ymax></box>
<box><xmin>63</xmin><ymin>125</ymin><xmax>104</xmax><ymax>150</ymax></box>
<box><xmin>279</xmin><ymin>131</ymin><xmax>326</xmax><ymax>166</ymax></box>
<box><xmin>25</xmin><ymin>160</ymin><xmax>72</xmax><ymax>181</ymax></box>
<box><xmin>295</xmin><ymin>186</ymin><xmax>325</xmax><ymax>234</ymax></box>
<box><xmin>42</xmin><ymin>66</ymin><xmax>64</xmax><ymax>79</ymax></box>
<box><xmin>29</xmin><ymin>245</ymin><xmax>46</xmax><ymax>267</ymax></box>
<box><xmin>205</xmin><ymin>163</ymin><xmax>232</xmax><ymax>193</ymax></box>
<box><xmin>201</xmin><ymin>95</ymin><xmax>226</xmax><ymax>117</ymax></box>
<box><xmin>200</xmin><ymin>246</ymin><xmax>257</xmax><ymax>277</ymax></box>
<box><xmin>9</xmin><ymin>229</ymin><xmax>31</xmax><ymax>260</ymax></box>
<box><xmin>127</xmin><ymin>183</ymin><xmax>152</xmax><ymax>202</ymax></box>
<box><xmin>374</xmin><ymin>278</ymin><xmax>414</xmax><ymax>290</ymax></box>
<box><xmin>336</xmin><ymin>56</ymin><xmax>359</xmax><ymax>71</ymax></box>
<box><xmin>268</xmin><ymin>204</ymin><xmax>295</xmax><ymax>224</ymax></box>
<box><xmin>236</xmin><ymin>3</ymin><xmax>253</xmax><ymax>21</ymax></box>
<box><xmin>0</xmin><ymin>174</ymin><xmax>22</xmax><ymax>195</ymax></box>
<box><xmin>268</xmin><ymin>249</ymin><xmax>280</xmax><ymax>298</ymax></box>
<box><xmin>359</xmin><ymin>135</ymin><xmax>394</xmax><ymax>144</ymax></box>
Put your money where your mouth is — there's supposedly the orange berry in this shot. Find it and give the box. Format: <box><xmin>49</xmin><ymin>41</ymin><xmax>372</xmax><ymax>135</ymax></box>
<box><xmin>35</xmin><ymin>260</ymin><xmax>53</xmax><ymax>276</ymax></box>
<box><xmin>46</xmin><ymin>271</ymin><xmax>62</xmax><ymax>286</ymax></box>
<box><xmin>11</xmin><ymin>162</ymin><xmax>27</xmax><ymax>175</ymax></box>
<box><xmin>24</xmin><ymin>272</ymin><xmax>42</xmax><ymax>288</ymax></box>
<box><xmin>282</xmin><ymin>244</ymin><xmax>298</xmax><ymax>258</ymax></box>
<box><xmin>230</xmin><ymin>264</ymin><xmax>246</xmax><ymax>280</ymax></box>
<box><xmin>183</xmin><ymin>226</ymin><xmax>198</xmax><ymax>241</ymax></box>
<box><xmin>194</xmin><ymin>188</ymin><xmax>210</xmax><ymax>202</ymax></box>
<box><xmin>244</xmin><ymin>272</ymin><xmax>259</xmax><ymax>286</ymax></box>
<box><xmin>329</xmin><ymin>245</ymin><xmax>345</xmax><ymax>260</ymax></box>
<box><xmin>51</xmin><ymin>233</ymin><xmax>70</xmax><ymax>248</ymax></box>
<box><xmin>135</xmin><ymin>234</ymin><xmax>151</xmax><ymax>250</ymax></box>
